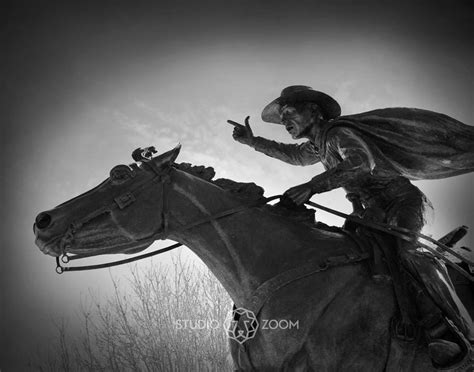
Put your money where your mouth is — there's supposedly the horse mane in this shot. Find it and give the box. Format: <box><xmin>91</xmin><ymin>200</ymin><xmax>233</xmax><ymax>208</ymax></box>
<box><xmin>174</xmin><ymin>162</ymin><xmax>316</xmax><ymax>225</ymax></box>
<box><xmin>174</xmin><ymin>162</ymin><xmax>217</xmax><ymax>183</ymax></box>
<box><xmin>174</xmin><ymin>162</ymin><xmax>265</xmax><ymax>200</ymax></box>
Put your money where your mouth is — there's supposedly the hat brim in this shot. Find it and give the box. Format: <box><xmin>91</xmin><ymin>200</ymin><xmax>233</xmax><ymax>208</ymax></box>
<box><xmin>261</xmin><ymin>90</ymin><xmax>341</xmax><ymax>124</ymax></box>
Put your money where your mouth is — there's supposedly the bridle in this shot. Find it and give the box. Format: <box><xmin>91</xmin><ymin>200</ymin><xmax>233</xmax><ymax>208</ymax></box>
<box><xmin>54</xmin><ymin>159</ymin><xmax>474</xmax><ymax>282</ymax></box>
<box><xmin>55</xmin><ymin>159</ymin><xmax>278</xmax><ymax>273</ymax></box>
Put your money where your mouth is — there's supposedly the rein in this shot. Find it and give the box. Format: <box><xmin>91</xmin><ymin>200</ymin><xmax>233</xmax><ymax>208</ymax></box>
<box><xmin>54</xmin><ymin>179</ymin><xmax>473</xmax><ymax>281</ymax></box>
<box><xmin>55</xmin><ymin>195</ymin><xmax>281</xmax><ymax>274</ymax></box>
<box><xmin>304</xmin><ymin>200</ymin><xmax>473</xmax><ymax>281</ymax></box>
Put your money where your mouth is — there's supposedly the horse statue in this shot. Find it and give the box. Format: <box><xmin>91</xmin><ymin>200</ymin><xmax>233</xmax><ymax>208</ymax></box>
<box><xmin>33</xmin><ymin>145</ymin><xmax>472</xmax><ymax>371</ymax></box>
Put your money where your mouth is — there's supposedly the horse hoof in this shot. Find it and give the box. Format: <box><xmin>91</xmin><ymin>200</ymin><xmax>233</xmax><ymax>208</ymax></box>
<box><xmin>428</xmin><ymin>339</ymin><xmax>462</xmax><ymax>367</ymax></box>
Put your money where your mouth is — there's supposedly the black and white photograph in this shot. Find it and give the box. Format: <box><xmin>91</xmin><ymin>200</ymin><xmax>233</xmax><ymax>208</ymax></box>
<box><xmin>3</xmin><ymin>1</ymin><xmax>473</xmax><ymax>370</ymax></box>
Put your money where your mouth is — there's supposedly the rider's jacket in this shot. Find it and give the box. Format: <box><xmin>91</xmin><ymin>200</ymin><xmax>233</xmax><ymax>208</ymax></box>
<box><xmin>250</xmin><ymin>107</ymin><xmax>474</xmax><ymax>205</ymax></box>
<box><xmin>251</xmin><ymin>126</ymin><xmax>410</xmax><ymax>205</ymax></box>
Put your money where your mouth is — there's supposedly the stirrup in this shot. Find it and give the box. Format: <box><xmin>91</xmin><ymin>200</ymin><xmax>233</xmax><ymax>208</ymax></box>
<box><xmin>426</xmin><ymin>318</ymin><xmax>472</xmax><ymax>371</ymax></box>
<box><xmin>428</xmin><ymin>339</ymin><xmax>462</xmax><ymax>368</ymax></box>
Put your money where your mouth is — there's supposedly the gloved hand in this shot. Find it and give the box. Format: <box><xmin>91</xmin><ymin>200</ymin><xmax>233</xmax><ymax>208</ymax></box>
<box><xmin>227</xmin><ymin>116</ymin><xmax>254</xmax><ymax>145</ymax></box>
<box><xmin>284</xmin><ymin>182</ymin><xmax>315</xmax><ymax>205</ymax></box>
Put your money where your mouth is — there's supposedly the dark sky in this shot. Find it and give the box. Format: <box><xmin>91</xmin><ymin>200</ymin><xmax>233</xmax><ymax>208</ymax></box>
<box><xmin>4</xmin><ymin>1</ymin><xmax>473</xmax><ymax>151</ymax></box>
<box><xmin>2</xmin><ymin>0</ymin><xmax>473</xmax><ymax>369</ymax></box>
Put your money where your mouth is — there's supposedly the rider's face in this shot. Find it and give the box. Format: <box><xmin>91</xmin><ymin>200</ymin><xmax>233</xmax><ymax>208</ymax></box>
<box><xmin>280</xmin><ymin>105</ymin><xmax>314</xmax><ymax>139</ymax></box>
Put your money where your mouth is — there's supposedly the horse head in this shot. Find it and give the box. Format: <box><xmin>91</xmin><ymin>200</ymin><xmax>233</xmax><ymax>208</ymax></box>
<box><xmin>33</xmin><ymin>145</ymin><xmax>181</xmax><ymax>257</ymax></box>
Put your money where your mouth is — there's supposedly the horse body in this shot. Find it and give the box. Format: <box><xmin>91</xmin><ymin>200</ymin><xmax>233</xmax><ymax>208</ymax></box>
<box><xmin>167</xmin><ymin>170</ymin><xmax>410</xmax><ymax>370</ymax></box>
<box><xmin>33</xmin><ymin>146</ymin><xmax>440</xmax><ymax>371</ymax></box>
<box><xmin>167</xmin><ymin>169</ymin><xmax>355</xmax><ymax>301</ymax></box>
<box><xmin>230</xmin><ymin>267</ymin><xmax>397</xmax><ymax>371</ymax></box>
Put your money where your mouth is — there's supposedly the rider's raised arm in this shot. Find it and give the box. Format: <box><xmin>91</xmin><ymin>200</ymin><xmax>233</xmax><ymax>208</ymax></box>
<box><xmin>251</xmin><ymin>137</ymin><xmax>321</xmax><ymax>166</ymax></box>
<box><xmin>307</xmin><ymin>127</ymin><xmax>374</xmax><ymax>193</ymax></box>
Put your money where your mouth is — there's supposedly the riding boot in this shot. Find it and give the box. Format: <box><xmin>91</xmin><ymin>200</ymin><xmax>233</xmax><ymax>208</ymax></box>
<box><xmin>400</xmin><ymin>250</ymin><xmax>473</xmax><ymax>367</ymax></box>
<box><xmin>400</xmin><ymin>250</ymin><xmax>474</xmax><ymax>339</ymax></box>
<box><xmin>415</xmin><ymin>291</ymin><xmax>466</xmax><ymax>367</ymax></box>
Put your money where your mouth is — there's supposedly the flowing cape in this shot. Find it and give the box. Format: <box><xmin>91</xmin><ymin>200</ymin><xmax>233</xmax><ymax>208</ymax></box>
<box><xmin>322</xmin><ymin>108</ymin><xmax>474</xmax><ymax>180</ymax></box>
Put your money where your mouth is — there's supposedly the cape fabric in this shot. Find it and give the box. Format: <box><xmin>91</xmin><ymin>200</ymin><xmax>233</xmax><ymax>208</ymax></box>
<box><xmin>319</xmin><ymin>108</ymin><xmax>474</xmax><ymax>180</ymax></box>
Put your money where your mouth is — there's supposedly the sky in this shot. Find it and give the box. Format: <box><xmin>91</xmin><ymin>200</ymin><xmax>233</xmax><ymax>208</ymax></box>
<box><xmin>2</xmin><ymin>0</ymin><xmax>473</xmax><ymax>369</ymax></box>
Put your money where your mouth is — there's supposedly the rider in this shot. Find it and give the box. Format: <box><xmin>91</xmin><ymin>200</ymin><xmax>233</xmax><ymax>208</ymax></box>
<box><xmin>228</xmin><ymin>85</ymin><xmax>474</xmax><ymax>367</ymax></box>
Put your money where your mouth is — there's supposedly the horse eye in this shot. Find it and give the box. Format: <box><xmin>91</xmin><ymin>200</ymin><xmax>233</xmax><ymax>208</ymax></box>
<box><xmin>110</xmin><ymin>165</ymin><xmax>134</xmax><ymax>184</ymax></box>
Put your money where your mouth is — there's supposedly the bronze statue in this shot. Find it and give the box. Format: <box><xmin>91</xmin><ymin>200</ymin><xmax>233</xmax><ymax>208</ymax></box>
<box><xmin>228</xmin><ymin>85</ymin><xmax>474</xmax><ymax>368</ymax></box>
<box><xmin>34</xmin><ymin>145</ymin><xmax>473</xmax><ymax>370</ymax></box>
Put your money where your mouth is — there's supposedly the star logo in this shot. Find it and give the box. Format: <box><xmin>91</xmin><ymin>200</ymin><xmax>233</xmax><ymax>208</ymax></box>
<box><xmin>223</xmin><ymin>307</ymin><xmax>259</xmax><ymax>344</ymax></box>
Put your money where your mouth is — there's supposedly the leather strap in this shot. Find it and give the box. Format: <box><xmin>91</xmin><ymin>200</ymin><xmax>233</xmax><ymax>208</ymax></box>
<box><xmin>56</xmin><ymin>193</ymin><xmax>473</xmax><ymax>283</ymax></box>
<box><xmin>241</xmin><ymin>251</ymin><xmax>370</xmax><ymax>316</ymax></box>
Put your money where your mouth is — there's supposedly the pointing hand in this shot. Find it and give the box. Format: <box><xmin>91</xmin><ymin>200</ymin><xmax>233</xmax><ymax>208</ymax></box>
<box><xmin>227</xmin><ymin>116</ymin><xmax>254</xmax><ymax>145</ymax></box>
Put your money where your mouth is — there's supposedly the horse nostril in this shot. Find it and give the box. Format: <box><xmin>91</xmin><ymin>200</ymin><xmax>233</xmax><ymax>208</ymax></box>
<box><xmin>36</xmin><ymin>213</ymin><xmax>52</xmax><ymax>229</ymax></box>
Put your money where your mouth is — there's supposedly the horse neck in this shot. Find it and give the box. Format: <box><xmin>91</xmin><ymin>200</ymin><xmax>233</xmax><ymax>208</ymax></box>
<box><xmin>165</xmin><ymin>169</ymin><xmax>351</xmax><ymax>305</ymax></box>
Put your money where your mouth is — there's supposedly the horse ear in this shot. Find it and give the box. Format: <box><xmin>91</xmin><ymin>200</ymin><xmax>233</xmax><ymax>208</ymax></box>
<box><xmin>152</xmin><ymin>144</ymin><xmax>181</xmax><ymax>168</ymax></box>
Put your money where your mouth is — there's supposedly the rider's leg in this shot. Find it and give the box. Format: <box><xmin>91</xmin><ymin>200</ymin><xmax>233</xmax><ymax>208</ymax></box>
<box><xmin>400</xmin><ymin>249</ymin><xmax>474</xmax><ymax>341</ymax></box>
<box><xmin>386</xmin><ymin>185</ymin><xmax>473</xmax><ymax>366</ymax></box>
<box><xmin>398</xmin><ymin>245</ymin><xmax>473</xmax><ymax>366</ymax></box>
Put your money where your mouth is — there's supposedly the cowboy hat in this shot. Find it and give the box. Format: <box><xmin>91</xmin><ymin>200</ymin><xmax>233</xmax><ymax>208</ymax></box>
<box><xmin>261</xmin><ymin>85</ymin><xmax>341</xmax><ymax>124</ymax></box>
